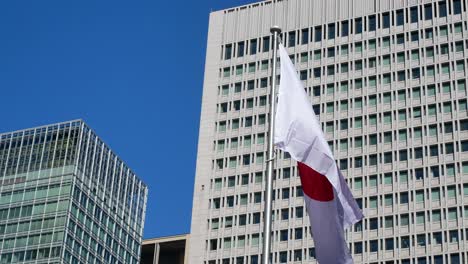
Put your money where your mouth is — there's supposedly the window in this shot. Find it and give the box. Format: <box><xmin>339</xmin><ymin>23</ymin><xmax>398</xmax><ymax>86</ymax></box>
<box><xmin>382</xmin><ymin>12</ymin><xmax>390</xmax><ymax>28</ymax></box>
<box><xmin>432</xmin><ymin>210</ymin><xmax>441</xmax><ymax>222</ymax></box>
<box><xmin>251</xmin><ymin>234</ymin><xmax>260</xmax><ymax>246</ymax></box>
<box><xmin>355</xmin><ymin>42</ymin><xmax>363</xmax><ymax>53</ymax></box>
<box><xmin>369</xmin><ymin>58</ymin><xmax>377</xmax><ymax>68</ymax></box>
<box><xmin>369</xmin><ymin>15</ymin><xmax>376</xmax><ymax>31</ymax></box>
<box><xmin>295</xmin><ymin>228</ymin><xmax>303</xmax><ymax>240</ymax></box>
<box><xmin>280</xmin><ymin>230</ymin><xmax>288</xmax><ymax>241</ymax></box>
<box><xmin>288</xmin><ymin>31</ymin><xmax>296</xmax><ymax>47</ymax></box>
<box><xmin>314</xmin><ymin>26</ymin><xmax>322</xmax><ymax>42</ymax></box>
<box><xmin>250</xmin><ymin>39</ymin><xmax>257</xmax><ymax>55</ymax></box>
<box><xmin>341</xmin><ymin>21</ymin><xmax>349</xmax><ymax>36</ymax></box>
<box><xmin>400</xmin><ymin>214</ymin><xmax>409</xmax><ymax>226</ymax></box>
<box><xmin>433</xmin><ymin>232</ymin><xmax>442</xmax><ymax>244</ymax></box>
<box><xmin>413</xmin><ymin>107</ymin><xmax>421</xmax><ymax>118</ymax></box>
<box><xmin>447</xmin><ymin>185</ymin><xmax>456</xmax><ymax>198</ymax></box>
<box><xmin>425</xmin><ymin>28</ymin><xmax>433</xmax><ymax>39</ymax></box>
<box><xmin>400</xmin><ymin>192</ymin><xmax>409</xmax><ymax>204</ymax></box>
<box><xmin>410</xmin><ymin>7</ymin><xmax>418</xmax><ymax>23</ymax></box>
<box><xmin>300</xmin><ymin>52</ymin><xmax>308</xmax><ymax>62</ymax></box>
<box><xmin>382</xmin><ymin>55</ymin><xmax>391</xmax><ymax>65</ymax></box>
<box><xmin>328</xmin><ymin>23</ymin><xmax>335</xmax><ymax>39</ymax></box>
<box><xmin>281</xmin><ymin>209</ymin><xmax>289</xmax><ymax>220</ymax></box>
<box><xmin>369</xmin><ymin>175</ymin><xmax>377</xmax><ymax>187</ymax></box>
<box><xmin>224</xmin><ymin>44</ymin><xmax>232</xmax><ymax>60</ymax></box>
<box><xmin>237</xmin><ymin>41</ymin><xmax>244</xmax><ymax>57</ymax></box>
<box><xmin>426</xmin><ymin>47</ymin><xmax>434</xmax><ymax>57</ymax></box>
<box><xmin>226</xmin><ymin>197</ymin><xmax>234</xmax><ymax>208</ymax></box>
<box><xmin>453</xmin><ymin>0</ymin><xmax>462</xmax><ymax>14</ymax></box>
<box><xmin>355</xmin><ymin>18</ymin><xmax>362</xmax><ymax>33</ymax></box>
<box><xmin>424</xmin><ymin>4</ymin><xmax>432</xmax><ymax>20</ymax></box>
<box><xmin>457</xmin><ymin>60</ymin><xmax>465</xmax><ymax>72</ymax></box>
<box><xmin>443</xmin><ymin>102</ymin><xmax>452</xmax><ymax>113</ymax></box>
<box><xmin>385</xmin><ymin>194</ymin><xmax>393</xmax><ymax>206</ymax></box>
<box><xmin>355</xmin><ymin>117</ymin><xmax>362</xmax><ymax>128</ymax></box>
<box><xmin>236</xmin><ymin>65</ymin><xmax>243</xmax><ymax>75</ymax></box>
<box><xmin>370</xmin><ymin>240</ymin><xmax>378</xmax><ymax>252</ymax></box>
<box><xmin>400</xmin><ymin>171</ymin><xmax>408</xmax><ymax>182</ymax></box>
<box><xmin>400</xmin><ymin>150</ymin><xmax>408</xmax><ymax>161</ymax></box>
<box><xmin>223</xmin><ymin>238</ymin><xmax>232</xmax><ymax>249</ymax></box>
<box><xmin>240</xmin><ymin>194</ymin><xmax>248</xmax><ymax>205</ymax></box>
<box><xmin>439</xmin><ymin>1</ymin><xmax>447</xmax><ymax>17</ymax></box>
<box><xmin>396</xmin><ymin>10</ymin><xmax>404</xmax><ymax>26</ymax></box>
<box><xmin>261</xmin><ymin>37</ymin><xmax>270</xmax><ymax>53</ymax></box>
<box><xmin>441</xmin><ymin>44</ymin><xmax>449</xmax><ymax>55</ymax></box>
<box><xmin>301</xmin><ymin>29</ymin><xmax>309</xmax><ymax>44</ymax></box>
<box><xmin>223</xmin><ymin>67</ymin><xmax>230</xmax><ymax>77</ymax></box>
<box><xmin>416</xmin><ymin>212</ymin><xmax>426</xmax><ymax>225</ymax></box>
<box><xmin>341</xmin><ymin>45</ymin><xmax>349</xmax><ymax>56</ymax></box>
<box><xmin>234</xmin><ymin>82</ymin><xmax>242</xmax><ymax>92</ymax></box>
<box><xmin>369</xmin><ymin>115</ymin><xmax>377</xmax><ymax>125</ymax></box>
<box><xmin>247</xmin><ymin>62</ymin><xmax>255</xmax><ymax>73</ymax></box>
<box><xmin>448</xmin><ymin>208</ymin><xmax>458</xmax><ymax>220</ymax></box>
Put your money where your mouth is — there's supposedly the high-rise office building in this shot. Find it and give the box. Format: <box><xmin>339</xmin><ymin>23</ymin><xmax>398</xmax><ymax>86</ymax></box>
<box><xmin>0</xmin><ymin>120</ymin><xmax>147</xmax><ymax>264</ymax></box>
<box><xmin>189</xmin><ymin>0</ymin><xmax>468</xmax><ymax>263</ymax></box>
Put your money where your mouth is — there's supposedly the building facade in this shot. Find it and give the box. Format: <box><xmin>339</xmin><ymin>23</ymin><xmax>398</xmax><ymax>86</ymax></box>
<box><xmin>140</xmin><ymin>234</ymin><xmax>189</xmax><ymax>264</ymax></box>
<box><xmin>189</xmin><ymin>0</ymin><xmax>468</xmax><ymax>263</ymax></box>
<box><xmin>0</xmin><ymin>120</ymin><xmax>148</xmax><ymax>264</ymax></box>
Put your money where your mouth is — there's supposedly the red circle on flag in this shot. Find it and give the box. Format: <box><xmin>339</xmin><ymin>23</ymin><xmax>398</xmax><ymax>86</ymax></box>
<box><xmin>297</xmin><ymin>162</ymin><xmax>334</xmax><ymax>202</ymax></box>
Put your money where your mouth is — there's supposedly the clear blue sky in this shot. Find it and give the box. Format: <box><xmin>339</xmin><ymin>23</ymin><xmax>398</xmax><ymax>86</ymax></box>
<box><xmin>0</xmin><ymin>0</ymin><xmax>258</xmax><ymax>239</ymax></box>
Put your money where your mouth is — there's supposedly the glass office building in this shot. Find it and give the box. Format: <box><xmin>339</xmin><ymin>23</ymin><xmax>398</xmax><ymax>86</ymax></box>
<box><xmin>0</xmin><ymin>120</ymin><xmax>147</xmax><ymax>264</ymax></box>
<box><xmin>189</xmin><ymin>0</ymin><xmax>468</xmax><ymax>263</ymax></box>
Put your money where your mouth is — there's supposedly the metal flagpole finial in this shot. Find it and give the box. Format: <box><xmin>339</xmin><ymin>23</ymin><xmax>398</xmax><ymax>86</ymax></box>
<box><xmin>270</xmin><ymin>25</ymin><xmax>282</xmax><ymax>34</ymax></box>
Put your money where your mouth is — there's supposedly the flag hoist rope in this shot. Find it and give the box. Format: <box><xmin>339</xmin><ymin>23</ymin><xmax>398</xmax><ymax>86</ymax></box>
<box><xmin>262</xmin><ymin>25</ymin><xmax>282</xmax><ymax>264</ymax></box>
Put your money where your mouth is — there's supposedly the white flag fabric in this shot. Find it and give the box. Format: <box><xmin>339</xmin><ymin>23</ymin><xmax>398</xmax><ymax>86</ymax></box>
<box><xmin>274</xmin><ymin>43</ymin><xmax>364</xmax><ymax>264</ymax></box>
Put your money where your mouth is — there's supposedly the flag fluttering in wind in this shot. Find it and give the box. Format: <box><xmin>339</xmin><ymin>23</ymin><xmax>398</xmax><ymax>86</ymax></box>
<box><xmin>274</xmin><ymin>43</ymin><xmax>364</xmax><ymax>264</ymax></box>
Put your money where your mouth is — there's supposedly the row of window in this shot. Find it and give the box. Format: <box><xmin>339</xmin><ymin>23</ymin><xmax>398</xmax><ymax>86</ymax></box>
<box><xmin>1</xmin><ymin>231</ymin><xmax>63</xmax><ymax>250</ymax></box>
<box><xmin>289</xmin><ymin>31</ymin><xmax>466</xmax><ymax>63</ymax></box>
<box><xmin>208</xmin><ymin>228</ymin><xmax>466</xmax><ymax>261</ymax></box>
<box><xmin>222</xmin><ymin>50</ymin><xmax>467</xmax><ymax>80</ymax></box>
<box><xmin>221</xmin><ymin>31</ymin><xmax>467</xmax><ymax>79</ymax></box>
<box><xmin>207</xmin><ymin>206</ymin><xmax>468</xmax><ymax>246</ymax></box>
<box><xmin>351</xmin><ymin>236</ymin><xmax>465</xmax><ymax>259</ymax></box>
<box><xmin>217</xmin><ymin>96</ymin><xmax>268</xmax><ymax>113</ymax></box>
<box><xmin>209</xmin><ymin>207</ymin><xmax>304</xmax><ymax>231</ymax></box>
<box><xmin>0</xmin><ymin>200</ymin><xmax>69</xmax><ymax>221</ymax></box>
<box><xmin>215</xmin><ymin>139</ymin><xmax>468</xmax><ymax>170</ymax></box>
<box><xmin>303</xmin><ymin>60</ymin><xmax>467</xmax><ymax>81</ymax></box>
<box><xmin>207</xmin><ymin>250</ymin><xmax>462</xmax><ymax>264</ymax></box>
<box><xmin>359</xmin><ymin>186</ymin><xmax>467</xmax><ymax>208</ymax></box>
<box><xmin>210</xmin><ymin>178</ymin><xmax>468</xmax><ymax>210</ymax></box>
<box><xmin>0</xmin><ymin>216</ymin><xmax>66</xmax><ymax>237</ymax></box>
<box><xmin>0</xmin><ymin>183</ymin><xmax>71</xmax><ymax>206</ymax></box>
<box><xmin>209</xmin><ymin>186</ymin><xmax>303</xmax><ymax>209</ymax></box>
<box><xmin>215</xmin><ymin>115</ymin><xmax>266</xmax><ymax>133</ymax></box>
<box><xmin>213</xmin><ymin>119</ymin><xmax>468</xmax><ymax>156</ymax></box>
<box><xmin>337</xmin><ymin>149</ymin><xmax>468</xmax><ymax>171</ymax></box>
<box><xmin>353</xmin><ymin>167</ymin><xmax>464</xmax><ymax>188</ymax></box>
<box><xmin>326</xmin><ymin>115</ymin><xmax>466</xmax><ymax>135</ymax></box>
<box><xmin>222</xmin><ymin>0</ymin><xmax>465</xmax><ymax>60</ymax></box>
<box><xmin>0</xmin><ymin>246</ymin><xmax>61</xmax><ymax>264</ymax></box>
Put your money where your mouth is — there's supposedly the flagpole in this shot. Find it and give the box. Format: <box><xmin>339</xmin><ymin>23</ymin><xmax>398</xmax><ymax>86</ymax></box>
<box><xmin>262</xmin><ymin>25</ymin><xmax>281</xmax><ymax>264</ymax></box>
